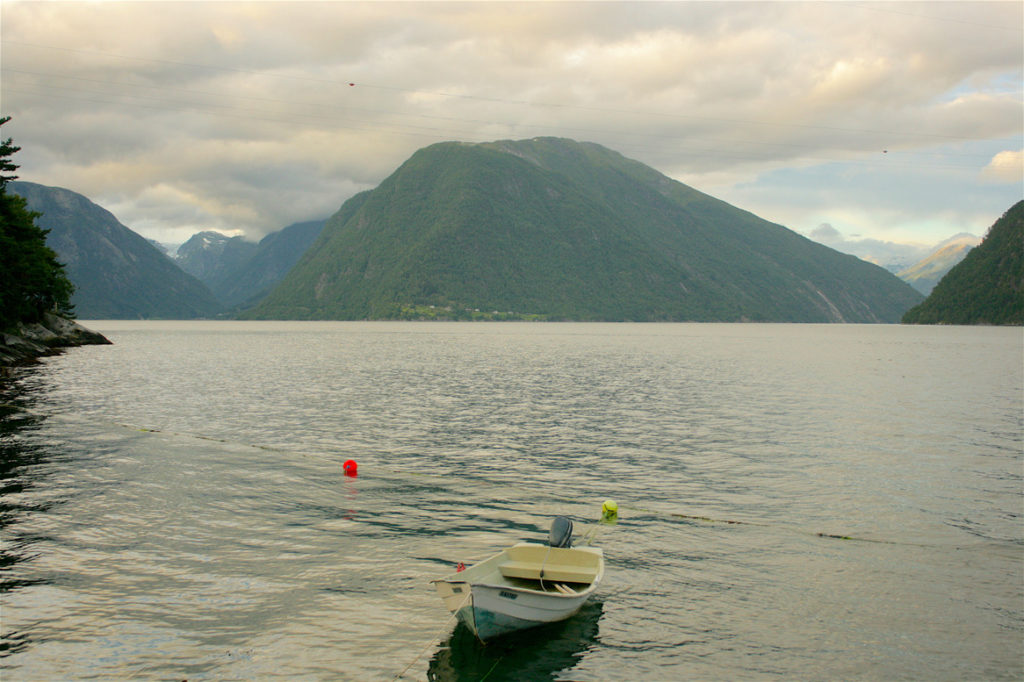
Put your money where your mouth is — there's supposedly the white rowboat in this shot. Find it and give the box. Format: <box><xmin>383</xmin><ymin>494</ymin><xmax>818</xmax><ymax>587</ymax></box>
<box><xmin>431</xmin><ymin>541</ymin><xmax>604</xmax><ymax>642</ymax></box>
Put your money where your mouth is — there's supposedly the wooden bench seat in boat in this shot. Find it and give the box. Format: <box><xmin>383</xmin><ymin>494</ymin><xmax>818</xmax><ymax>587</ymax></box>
<box><xmin>498</xmin><ymin>561</ymin><xmax>596</xmax><ymax>584</ymax></box>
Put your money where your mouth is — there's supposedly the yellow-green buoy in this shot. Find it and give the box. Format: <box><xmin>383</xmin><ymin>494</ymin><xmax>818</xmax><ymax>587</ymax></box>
<box><xmin>601</xmin><ymin>499</ymin><xmax>618</xmax><ymax>524</ymax></box>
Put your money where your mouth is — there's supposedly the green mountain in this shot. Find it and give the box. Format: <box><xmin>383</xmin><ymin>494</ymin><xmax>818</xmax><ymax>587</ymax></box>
<box><xmin>8</xmin><ymin>181</ymin><xmax>223</xmax><ymax>319</ymax></box>
<box><xmin>244</xmin><ymin>137</ymin><xmax>923</xmax><ymax>322</ymax></box>
<box><xmin>902</xmin><ymin>201</ymin><xmax>1023</xmax><ymax>325</ymax></box>
<box><xmin>218</xmin><ymin>219</ymin><xmax>326</xmax><ymax>309</ymax></box>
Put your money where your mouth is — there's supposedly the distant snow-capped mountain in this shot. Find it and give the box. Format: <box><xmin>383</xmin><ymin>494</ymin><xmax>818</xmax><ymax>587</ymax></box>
<box><xmin>174</xmin><ymin>231</ymin><xmax>258</xmax><ymax>283</ymax></box>
<box><xmin>175</xmin><ymin>221</ymin><xmax>326</xmax><ymax>308</ymax></box>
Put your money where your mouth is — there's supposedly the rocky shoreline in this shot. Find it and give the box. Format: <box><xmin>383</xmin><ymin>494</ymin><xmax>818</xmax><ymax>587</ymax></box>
<box><xmin>0</xmin><ymin>314</ymin><xmax>111</xmax><ymax>367</ymax></box>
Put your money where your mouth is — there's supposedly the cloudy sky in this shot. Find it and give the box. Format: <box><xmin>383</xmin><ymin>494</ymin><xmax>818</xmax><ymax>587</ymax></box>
<box><xmin>2</xmin><ymin>1</ymin><xmax>1021</xmax><ymax>251</ymax></box>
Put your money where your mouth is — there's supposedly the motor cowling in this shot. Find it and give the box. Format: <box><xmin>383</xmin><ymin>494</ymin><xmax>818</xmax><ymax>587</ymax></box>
<box><xmin>549</xmin><ymin>516</ymin><xmax>573</xmax><ymax>548</ymax></box>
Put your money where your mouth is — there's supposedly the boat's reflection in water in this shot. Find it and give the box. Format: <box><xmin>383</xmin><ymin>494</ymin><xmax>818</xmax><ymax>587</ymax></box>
<box><xmin>427</xmin><ymin>599</ymin><xmax>603</xmax><ymax>681</ymax></box>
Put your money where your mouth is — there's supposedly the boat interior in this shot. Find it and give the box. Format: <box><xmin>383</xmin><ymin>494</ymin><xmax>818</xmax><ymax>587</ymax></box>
<box><xmin>495</xmin><ymin>543</ymin><xmax>602</xmax><ymax>593</ymax></box>
<box><xmin>501</xmin><ymin>575</ymin><xmax>587</xmax><ymax>594</ymax></box>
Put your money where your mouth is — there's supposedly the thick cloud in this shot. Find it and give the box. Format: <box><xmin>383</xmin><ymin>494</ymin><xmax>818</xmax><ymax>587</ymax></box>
<box><xmin>983</xmin><ymin>150</ymin><xmax>1024</xmax><ymax>184</ymax></box>
<box><xmin>2</xmin><ymin>1</ymin><xmax>1021</xmax><ymax>246</ymax></box>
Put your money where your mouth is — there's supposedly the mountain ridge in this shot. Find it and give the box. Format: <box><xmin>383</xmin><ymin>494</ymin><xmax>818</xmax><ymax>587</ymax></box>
<box><xmin>219</xmin><ymin>219</ymin><xmax>327</xmax><ymax>308</ymax></box>
<box><xmin>897</xmin><ymin>235</ymin><xmax>979</xmax><ymax>295</ymax></box>
<box><xmin>8</xmin><ymin>181</ymin><xmax>223</xmax><ymax>319</ymax></box>
<box><xmin>245</xmin><ymin>137</ymin><xmax>922</xmax><ymax>322</ymax></box>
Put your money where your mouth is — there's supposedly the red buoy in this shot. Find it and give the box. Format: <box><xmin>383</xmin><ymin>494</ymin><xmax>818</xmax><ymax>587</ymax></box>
<box><xmin>343</xmin><ymin>459</ymin><xmax>358</xmax><ymax>477</ymax></box>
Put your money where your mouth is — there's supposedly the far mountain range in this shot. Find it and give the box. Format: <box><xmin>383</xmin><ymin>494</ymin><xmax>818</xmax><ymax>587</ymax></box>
<box><xmin>172</xmin><ymin>222</ymin><xmax>326</xmax><ymax>309</ymax></box>
<box><xmin>809</xmin><ymin>224</ymin><xmax>979</xmax><ymax>294</ymax></box>
<box><xmin>10</xmin><ymin>180</ymin><xmax>325</xmax><ymax>318</ymax></box>
<box><xmin>7</xmin><ymin>137</ymin><xmax>994</xmax><ymax>322</ymax></box>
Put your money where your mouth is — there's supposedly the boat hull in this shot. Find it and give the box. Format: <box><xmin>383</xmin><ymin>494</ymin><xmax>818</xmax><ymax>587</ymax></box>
<box><xmin>433</xmin><ymin>543</ymin><xmax>604</xmax><ymax>642</ymax></box>
<box><xmin>461</xmin><ymin>583</ymin><xmax>592</xmax><ymax>640</ymax></box>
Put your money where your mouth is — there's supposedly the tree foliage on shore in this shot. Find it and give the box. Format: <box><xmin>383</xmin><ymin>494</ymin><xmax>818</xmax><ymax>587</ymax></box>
<box><xmin>0</xmin><ymin>117</ymin><xmax>74</xmax><ymax>331</ymax></box>
<box><xmin>902</xmin><ymin>201</ymin><xmax>1023</xmax><ymax>325</ymax></box>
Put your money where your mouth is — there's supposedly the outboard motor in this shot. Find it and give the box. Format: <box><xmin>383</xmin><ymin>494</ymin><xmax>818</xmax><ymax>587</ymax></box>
<box><xmin>549</xmin><ymin>516</ymin><xmax>573</xmax><ymax>548</ymax></box>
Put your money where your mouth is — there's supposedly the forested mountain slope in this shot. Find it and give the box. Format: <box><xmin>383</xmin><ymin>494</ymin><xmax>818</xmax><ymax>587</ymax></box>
<box><xmin>903</xmin><ymin>201</ymin><xmax>1023</xmax><ymax>325</ymax></box>
<box><xmin>244</xmin><ymin>138</ymin><xmax>923</xmax><ymax>322</ymax></box>
<box><xmin>9</xmin><ymin>181</ymin><xmax>222</xmax><ymax>319</ymax></box>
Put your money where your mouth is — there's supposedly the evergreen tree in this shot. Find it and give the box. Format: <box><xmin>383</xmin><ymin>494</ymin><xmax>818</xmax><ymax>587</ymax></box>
<box><xmin>0</xmin><ymin>117</ymin><xmax>75</xmax><ymax>330</ymax></box>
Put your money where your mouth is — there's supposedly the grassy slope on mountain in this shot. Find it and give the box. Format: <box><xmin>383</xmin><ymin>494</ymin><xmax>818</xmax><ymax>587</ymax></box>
<box><xmin>902</xmin><ymin>201</ymin><xmax>1023</xmax><ymax>325</ymax></box>
<box><xmin>247</xmin><ymin>138</ymin><xmax>922</xmax><ymax>322</ymax></box>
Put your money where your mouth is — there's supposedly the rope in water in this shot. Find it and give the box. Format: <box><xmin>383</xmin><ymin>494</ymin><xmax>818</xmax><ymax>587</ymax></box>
<box><xmin>27</xmin><ymin>412</ymin><xmax>921</xmax><ymax>546</ymax></box>
<box><xmin>620</xmin><ymin>503</ymin><xmax>904</xmax><ymax>544</ymax></box>
<box><xmin>392</xmin><ymin>590</ymin><xmax>471</xmax><ymax>681</ymax></box>
<box><xmin>120</xmin><ymin>419</ymin><xmax>910</xmax><ymax>545</ymax></box>
<box><xmin>479</xmin><ymin>657</ymin><xmax>503</xmax><ymax>681</ymax></box>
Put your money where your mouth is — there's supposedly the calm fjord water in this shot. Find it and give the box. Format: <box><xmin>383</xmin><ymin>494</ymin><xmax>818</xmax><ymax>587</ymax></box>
<box><xmin>1</xmin><ymin>322</ymin><xmax>1021</xmax><ymax>681</ymax></box>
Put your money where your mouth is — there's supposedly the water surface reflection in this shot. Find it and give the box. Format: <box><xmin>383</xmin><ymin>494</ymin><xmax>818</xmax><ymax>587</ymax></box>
<box><xmin>427</xmin><ymin>600</ymin><xmax>603</xmax><ymax>681</ymax></box>
<box><xmin>0</xmin><ymin>371</ymin><xmax>49</xmax><ymax>655</ymax></box>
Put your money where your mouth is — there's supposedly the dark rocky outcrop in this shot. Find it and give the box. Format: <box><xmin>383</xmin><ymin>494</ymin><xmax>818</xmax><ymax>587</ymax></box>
<box><xmin>0</xmin><ymin>314</ymin><xmax>111</xmax><ymax>367</ymax></box>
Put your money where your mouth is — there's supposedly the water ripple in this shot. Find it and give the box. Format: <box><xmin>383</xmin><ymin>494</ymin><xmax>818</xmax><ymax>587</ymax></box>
<box><xmin>2</xmin><ymin>322</ymin><xmax>1021</xmax><ymax>680</ymax></box>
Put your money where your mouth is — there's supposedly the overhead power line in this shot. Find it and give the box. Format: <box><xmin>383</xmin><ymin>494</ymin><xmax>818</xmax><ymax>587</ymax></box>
<box><xmin>2</xmin><ymin>80</ymin><xmax>999</xmax><ymax>174</ymax></box>
<box><xmin>3</xmin><ymin>40</ymin><xmax>1014</xmax><ymax>147</ymax></box>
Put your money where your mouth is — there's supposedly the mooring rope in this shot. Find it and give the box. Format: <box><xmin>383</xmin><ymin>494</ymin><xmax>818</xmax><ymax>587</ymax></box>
<box><xmin>538</xmin><ymin>543</ymin><xmax>554</xmax><ymax>592</ymax></box>
<box><xmin>392</xmin><ymin>590</ymin><xmax>471</xmax><ymax>681</ymax></box>
<box><xmin>620</xmin><ymin>503</ymin><xmax>906</xmax><ymax>545</ymax></box>
<box><xmin>479</xmin><ymin>657</ymin><xmax>503</xmax><ymax>681</ymax></box>
<box><xmin>30</xmin><ymin>413</ymin><xmax>928</xmax><ymax>547</ymax></box>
